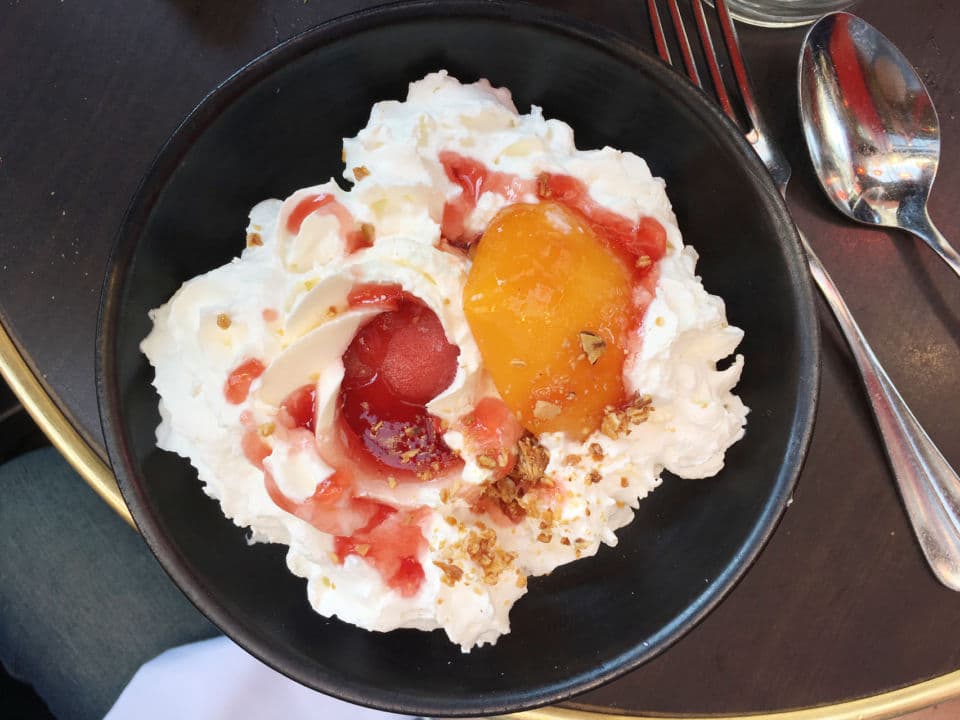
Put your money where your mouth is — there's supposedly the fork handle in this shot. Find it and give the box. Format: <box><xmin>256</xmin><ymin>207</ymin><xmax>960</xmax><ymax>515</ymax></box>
<box><xmin>800</xmin><ymin>231</ymin><xmax>960</xmax><ymax>591</ymax></box>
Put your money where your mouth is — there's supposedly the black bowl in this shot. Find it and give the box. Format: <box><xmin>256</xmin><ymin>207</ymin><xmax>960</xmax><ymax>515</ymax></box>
<box><xmin>97</xmin><ymin>1</ymin><xmax>819</xmax><ymax>716</ymax></box>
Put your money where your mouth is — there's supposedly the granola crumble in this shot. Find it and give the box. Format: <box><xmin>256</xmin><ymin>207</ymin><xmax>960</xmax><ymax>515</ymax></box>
<box><xmin>588</xmin><ymin>442</ymin><xmax>604</xmax><ymax>461</ymax></box>
<box><xmin>433</xmin><ymin>560</ymin><xmax>464</xmax><ymax>586</ymax></box>
<box><xmin>472</xmin><ymin>434</ymin><xmax>552</xmax><ymax>523</ymax></box>
<box><xmin>460</xmin><ymin>523</ymin><xmax>516</xmax><ymax>585</ymax></box>
<box><xmin>600</xmin><ymin>394</ymin><xmax>654</xmax><ymax>439</ymax></box>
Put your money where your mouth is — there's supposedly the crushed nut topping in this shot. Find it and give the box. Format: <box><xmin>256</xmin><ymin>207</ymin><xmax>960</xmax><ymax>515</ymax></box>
<box><xmin>537</xmin><ymin>172</ymin><xmax>551</xmax><ymax>198</ymax></box>
<box><xmin>258</xmin><ymin>422</ymin><xmax>275</xmax><ymax>437</ymax></box>
<box><xmin>477</xmin><ymin>454</ymin><xmax>498</xmax><ymax>469</ymax></box>
<box><xmin>216</xmin><ymin>313</ymin><xmax>231</xmax><ymax>329</ymax></box>
<box><xmin>563</xmin><ymin>453</ymin><xmax>581</xmax><ymax>466</ymax></box>
<box><xmin>537</xmin><ymin>531</ymin><xmax>552</xmax><ymax>543</ymax></box>
<box><xmin>600</xmin><ymin>394</ymin><xmax>654</xmax><ymax>439</ymax></box>
<box><xmin>578</xmin><ymin>331</ymin><xmax>606</xmax><ymax>365</ymax></box>
<box><xmin>587</xmin><ymin>470</ymin><xmax>602</xmax><ymax>484</ymax></box>
<box><xmin>472</xmin><ymin>434</ymin><xmax>552</xmax><ymax>523</ymax></box>
<box><xmin>533</xmin><ymin>400</ymin><xmax>561</xmax><ymax>421</ymax></box>
<box><xmin>620</xmin><ymin>476</ymin><xmax>629</xmax><ymax>488</ymax></box>
<box><xmin>360</xmin><ymin>222</ymin><xmax>375</xmax><ymax>245</ymax></box>
<box><xmin>352</xmin><ymin>165</ymin><xmax>370</xmax><ymax>181</ymax></box>
<box><xmin>624</xmin><ymin>394</ymin><xmax>654</xmax><ymax>423</ymax></box>
<box><xmin>474</xmin><ymin>475</ymin><xmax>524</xmax><ymax>523</ymax></box>
<box><xmin>635</xmin><ymin>254</ymin><xmax>652</xmax><ymax>269</ymax></box>
<box><xmin>514</xmin><ymin>434</ymin><xmax>549</xmax><ymax>483</ymax></box>
<box><xmin>464</xmin><ymin>523</ymin><xmax>517</xmax><ymax>585</ymax></box>
<box><xmin>588</xmin><ymin>442</ymin><xmax>604</xmax><ymax>461</ymax></box>
<box><xmin>433</xmin><ymin>560</ymin><xmax>464</xmax><ymax>586</ymax></box>
<box><xmin>246</xmin><ymin>232</ymin><xmax>263</xmax><ymax>247</ymax></box>
<box><xmin>600</xmin><ymin>412</ymin><xmax>621</xmax><ymax>440</ymax></box>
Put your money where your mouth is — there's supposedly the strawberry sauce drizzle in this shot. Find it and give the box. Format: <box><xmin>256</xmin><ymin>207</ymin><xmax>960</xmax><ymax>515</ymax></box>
<box><xmin>285</xmin><ymin>193</ymin><xmax>373</xmax><ymax>254</ymax></box>
<box><xmin>334</xmin><ymin>502</ymin><xmax>428</xmax><ymax>598</ymax></box>
<box><xmin>439</xmin><ymin>150</ymin><xmax>535</xmax><ymax>246</ymax></box>
<box><xmin>279</xmin><ymin>384</ymin><xmax>317</xmax><ymax>433</ymax></box>
<box><xmin>224</xmin><ymin>359</ymin><xmax>266</xmax><ymax>405</ymax></box>
<box><xmin>347</xmin><ymin>283</ymin><xmax>415</xmax><ymax>311</ymax></box>
<box><xmin>241</xmin><ymin>429</ymin><xmax>272</xmax><ymax>470</ymax></box>
<box><xmin>462</xmin><ymin>397</ymin><xmax>523</xmax><ymax>480</ymax></box>
<box><xmin>542</xmin><ymin>174</ymin><xmax>667</xmax><ymax>270</ymax></box>
<box><xmin>438</xmin><ymin>151</ymin><xmax>667</xmax><ymax>276</ymax></box>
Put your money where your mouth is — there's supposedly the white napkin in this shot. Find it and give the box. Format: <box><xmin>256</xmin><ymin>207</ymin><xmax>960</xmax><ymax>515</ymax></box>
<box><xmin>104</xmin><ymin>636</ymin><xmax>415</xmax><ymax>720</ymax></box>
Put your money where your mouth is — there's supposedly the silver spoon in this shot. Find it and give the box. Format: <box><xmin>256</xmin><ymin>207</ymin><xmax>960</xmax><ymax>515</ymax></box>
<box><xmin>799</xmin><ymin>12</ymin><xmax>960</xmax><ymax>278</ymax></box>
<box><xmin>798</xmin><ymin>13</ymin><xmax>960</xmax><ymax>590</ymax></box>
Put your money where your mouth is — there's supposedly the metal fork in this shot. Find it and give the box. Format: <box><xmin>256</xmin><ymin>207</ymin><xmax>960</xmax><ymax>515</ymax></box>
<box><xmin>648</xmin><ymin>0</ymin><xmax>960</xmax><ymax>590</ymax></box>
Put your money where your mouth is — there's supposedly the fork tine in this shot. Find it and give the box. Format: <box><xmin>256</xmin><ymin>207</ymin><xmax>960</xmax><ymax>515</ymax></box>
<box><xmin>664</xmin><ymin>0</ymin><xmax>703</xmax><ymax>87</ymax></box>
<box><xmin>713</xmin><ymin>0</ymin><xmax>762</xmax><ymax>133</ymax></box>
<box><xmin>710</xmin><ymin>0</ymin><xmax>792</xmax><ymax>193</ymax></box>
<box><xmin>690</xmin><ymin>0</ymin><xmax>738</xmax><ymax>123</ymax></box>
<box><xmin>647</xmin><ymin>0</ymin><xmax>672</xmax><ymax>65</ymax></box>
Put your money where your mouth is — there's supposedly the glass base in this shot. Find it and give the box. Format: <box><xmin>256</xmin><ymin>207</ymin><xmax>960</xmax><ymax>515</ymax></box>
<box><xmin>718</xmin><ymin>0</ymin><xmax>856</xmax><ymax>27</ymax></box>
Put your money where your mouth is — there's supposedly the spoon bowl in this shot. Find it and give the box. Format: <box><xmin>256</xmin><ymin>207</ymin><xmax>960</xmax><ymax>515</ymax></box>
<box><xmin>799</xmin><ymin>12</ymin><xmax>960</xmax><ymax>277</ymax></box>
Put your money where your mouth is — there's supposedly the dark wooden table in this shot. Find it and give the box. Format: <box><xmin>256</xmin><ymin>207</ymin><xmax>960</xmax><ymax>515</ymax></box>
<box><xmin>2</xmin><ymin>0</ymin><xmax>959</xmax><ymax>717</ymax></box>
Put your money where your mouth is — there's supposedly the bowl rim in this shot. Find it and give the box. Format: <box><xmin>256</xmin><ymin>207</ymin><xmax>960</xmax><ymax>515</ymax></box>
<box><xmin>96</xmin><ymin>0</ymin><xmax>821</xmax><ymax>715</ymax></box>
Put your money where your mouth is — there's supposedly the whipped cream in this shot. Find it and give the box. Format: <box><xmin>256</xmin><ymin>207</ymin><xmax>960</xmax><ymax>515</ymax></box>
<box><xmin>141</xmin><ymin>71</ymin><xmax>747</xmax><ymax>651</ymax></box>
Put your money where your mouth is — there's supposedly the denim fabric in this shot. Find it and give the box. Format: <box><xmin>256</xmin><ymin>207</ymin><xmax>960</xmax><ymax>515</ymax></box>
<box><xmin>0</xmin><ymin>448</ymin><xmax>217</xmax><ymax>720</ymax></box>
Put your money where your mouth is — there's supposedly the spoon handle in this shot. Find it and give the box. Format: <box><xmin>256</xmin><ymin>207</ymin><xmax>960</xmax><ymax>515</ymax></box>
<box><xmin>799</xmin><ymin>231</ymin><xmax>960</xmax><ymax>591</ymax></box>
<box><xmin>905</xmin><ymin>209</ymin><xmax>960</xmax><ymax>280</ymax></box>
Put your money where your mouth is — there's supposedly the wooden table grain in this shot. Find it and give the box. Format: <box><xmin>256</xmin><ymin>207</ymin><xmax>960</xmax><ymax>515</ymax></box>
<box><xmin>1</xmin><ymin>0</ymin><xmax>958</xmax><ymax>716</ymax></box>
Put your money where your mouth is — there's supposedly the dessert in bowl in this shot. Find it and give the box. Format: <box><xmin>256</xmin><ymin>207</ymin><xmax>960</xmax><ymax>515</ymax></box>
<box><xmin>141</xmin><ymin>72</ymin><xmax>749</xmax><ymax>652</ymax></box>
<box><xmin>98</xmin><ymin>3</ymin><xmax>817</xmax><ymax>714</ymax></box>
